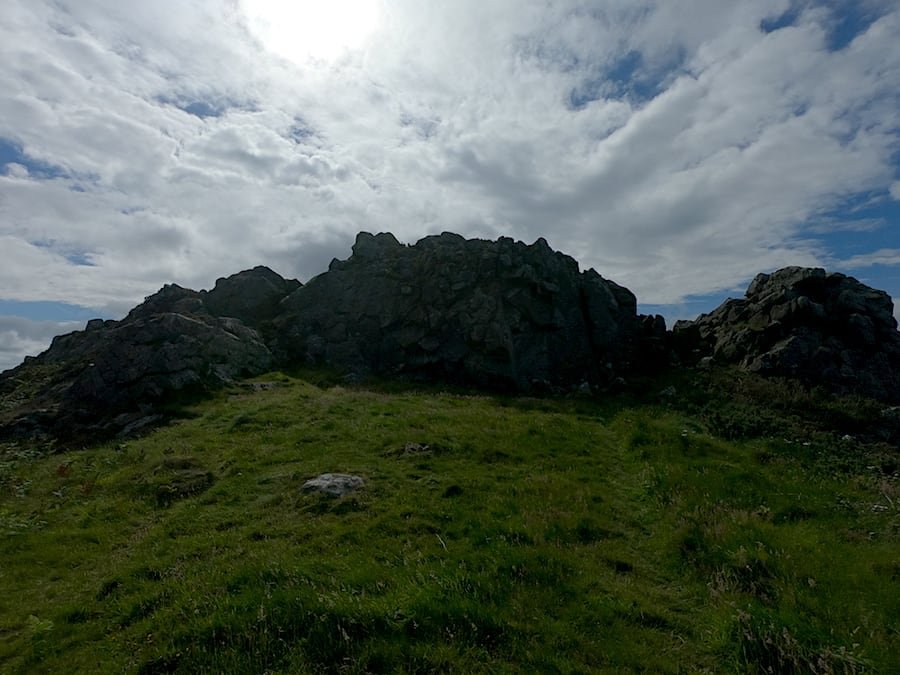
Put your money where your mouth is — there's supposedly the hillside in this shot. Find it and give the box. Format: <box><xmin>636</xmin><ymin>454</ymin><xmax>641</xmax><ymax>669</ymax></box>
<box><xmin>3</xmin><ymin>232</ymin><xmax>899</xmax><ymax>443</ymax></box>
<box><xmin>1</xmin><ymin>368</ymin><xmax>897</xmax><ymax>673</ymax></box>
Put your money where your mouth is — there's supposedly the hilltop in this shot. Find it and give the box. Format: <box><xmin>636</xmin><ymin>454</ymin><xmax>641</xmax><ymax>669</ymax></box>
<box><xmin>0</xmin><ymin>232</ymin><xmax>898</xmax><ymax>671</ymax></box>
<box><xmin>2</xmin><ymin>231</ymin><xmax>899</xmax><ymax>442</ymax></box>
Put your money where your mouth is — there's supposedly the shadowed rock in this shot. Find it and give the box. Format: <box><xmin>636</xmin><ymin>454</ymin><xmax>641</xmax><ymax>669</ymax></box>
<box><xmin>274</xmin><ymin>231</ymin><xmax>651</xmax><ymax>389</ymax></box>
<box><xmin>673</xmin><ymin>267</ymin><xmax>900</xmax><ymax>401</ymax></box>
<box><xmin>203</xmin><ymin>266</ymin><xmax>301</xmax><ymax>326</ymax></box>
<box><xmin>0</xmin><ymin>273</ymin><xmax>300</xmax><ymax>440</ymax></box>
<box><xmin>13</xmin><ymin>234</ymin><xmax>898</xmax><ymax>443</ymax></box>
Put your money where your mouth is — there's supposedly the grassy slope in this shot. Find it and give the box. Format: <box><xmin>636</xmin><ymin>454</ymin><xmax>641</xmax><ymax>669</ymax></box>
<box><xmin>0</xmin><ymin>371</ymin><xmax>897</xmax><ymax>673</ymax></box>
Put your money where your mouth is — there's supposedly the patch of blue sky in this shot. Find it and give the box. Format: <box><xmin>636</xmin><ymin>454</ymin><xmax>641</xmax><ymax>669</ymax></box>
<box><xmin>569</xmin><ymin>51</ymin><xmax>646</xmax><ymax>109</ymax></box>
<box><xmin>0</xmin><ymin>137</ymin><xmax>68</xmax><ymax>179</ymax></box>
<box><xmin>761</xmin><ymin>1</ymin><xmax>888</xmax><ymax>51</ymax></box>
<box><xmin>821</xmin><ymin>1</ymin><xmax>888</xmax><ymax>51</ymax></box>
<box><xmin>64</xmin><ymin>252</ymin><xmax>96</xmax><ymax>267</ymax></box>
<box><xmin>30</xmin><ymin>240</ymin><xmax>97</xmax><ymax>267</ymax></box>
<box><xmin>760</xmin><ymin>4</ymin><xmax>803</xmax><ymax>34</ymax></box>
<box><xmin>157</xmin><ymin>96</ymin><xmax>255</xmax><ymax>120</ymax></box>
<box><xmin>289</xmin><ymin>118</ymin><xmax>316</xmax><ymax>143</ymax></box>
<box><xmin>180</xmin><ymin>100</ymin><xmax>226</xmax><ymax>118</ymax></box>
<box><xmin>0</xmin><ymin>300</ymin><xmax>104</xmax><ymax>322</ymax></box>
<box><xmin>644</xmin><ymin>188</ymin><xmax>900</xmax><ymax>325</ymax></box>
<box><xmin>568</xmin><ymin>47</ymin><xmax>685</xmax><ymax>110</ymax></box>
<box><xmin>819</xmin><ymin>191</ymin><xmax>900</xmax><ymax>300</ymax></box>
<box><xmin>640</xmin><ymin>295</ymin><xmax>732</xmax><ymax>327</ymax></box>
<box><xmin>814</xmin><ymin>190</ymin><xmax>900</xmax><ymax>258</ymax></box>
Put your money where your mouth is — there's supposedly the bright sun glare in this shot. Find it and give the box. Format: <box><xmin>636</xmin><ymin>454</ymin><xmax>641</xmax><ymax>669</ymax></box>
<box><xmin>240</xmin><ymin>0</ymin><xmax>382</xmax><ymax>63</ymax></box>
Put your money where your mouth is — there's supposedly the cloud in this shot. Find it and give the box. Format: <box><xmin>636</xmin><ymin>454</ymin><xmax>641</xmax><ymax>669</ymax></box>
<box><xmin>890</xmin><ymin>181</ymin><xmax>900</xmax><ymax>200</ymax></box>
<box><xmin>0</xmin><ymin>0</ymin><xmax>896</xmax><ymax>328</ymax></box>
<box><xmin>839</xmin><ymin>248</ymin><xmax>900</xmax><ymax>269</ymax></box>
<box><xmin>0</xmin><ymin>316</ymin><xmax>84</xmax><ymax>373</ymax></box>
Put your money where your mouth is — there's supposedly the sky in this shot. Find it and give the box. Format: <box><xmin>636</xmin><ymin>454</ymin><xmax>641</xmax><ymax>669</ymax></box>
<box><xmin>1</xmin><ymin>0</ymin><xmax>899</xmax><ymax>372</ymax></box>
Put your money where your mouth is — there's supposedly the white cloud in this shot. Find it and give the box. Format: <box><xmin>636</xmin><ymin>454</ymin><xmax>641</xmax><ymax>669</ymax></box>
<box><xmin>0</xmin><ymin>0</ymin><xmax>896</xmax><ymax>327</ymax></box>
<box><xmin>839</xmin><ymin>248</ymin><xmax>900</xmax><ymax>269</ymax></box>
<box><xmin>890</xmin><ymin>181</ymin><xmax>900</xmax><ymax>200</ymax></box>
<box><xmin>0</xmin><ymin>316</ymin><xmax>84</xmax><ymax>373</ymax></box>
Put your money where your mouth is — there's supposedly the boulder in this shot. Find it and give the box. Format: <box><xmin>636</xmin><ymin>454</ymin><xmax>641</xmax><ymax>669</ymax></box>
<box><xmin>202</xmin><ymin>266</ymin><xmax>301</xmax><ymax>326</ymax></box>
<box><xmin>301</xmin><ymin>473</ymin><xmax>365</xmax><ymax>497</ymax></box>
<box><xmin>274</xmin><ymin>231</ymin><xmax>649</xmax><ymax>390</ymax></box>
<box><xmin>0</xmin><ymin>281</ymin><xmax>279</xmax><ymax>440</ymax></box>
<box><xmin>673</xmin><ymin>267</ymin><xmax>900</xmax><ymax>401</ymax></box>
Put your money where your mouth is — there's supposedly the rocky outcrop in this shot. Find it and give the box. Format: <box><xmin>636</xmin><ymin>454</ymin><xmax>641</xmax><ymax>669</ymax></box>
<box><xmin>202</xmin><ymin>266</ymin><xmax>301</xmax><ymax>327</ymax></box>
<box><xmin>10</xmin><ymin>232</ymin><xmax>898</xmax><ymax>444</ymax></box>
<box><xmin>0</xmin><ymin>309</ymin><xmax>273</xmax><ymax>440</ymax></box>
<box><xmin>0</xmin><ymin>268</ymin><xmax>300</xmax><ymax>441</ymax></box>
<box><xmin>273</xmin><ymin>232</ymin><xmax>651</xmax><ymax>389</ymax></box>
<box><xmin>0</xmin><ymin>232</ymin><xmax>657</xmax><ymax>441</ymax></box>
<box><xmin>673</xmin><ymin>267</ymin><xmax>900</xmax><ymax>401</ymax></box>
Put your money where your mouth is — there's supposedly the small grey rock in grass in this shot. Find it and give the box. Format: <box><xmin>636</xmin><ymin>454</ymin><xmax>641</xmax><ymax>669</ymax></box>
<box><xmin>658</xmin><ymin>385</ymin><xmax>677</xmax><ymax>400</ymax></box>
<box><xmin>301</xmin><ymin>473</ymin><xmax>364</xmax><ymax>497</ymax></box>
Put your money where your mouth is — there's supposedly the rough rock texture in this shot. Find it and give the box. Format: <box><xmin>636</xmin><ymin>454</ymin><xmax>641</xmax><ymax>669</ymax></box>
<box><xmin>301</xmin><ymin>473</ymin><xmax>365</xmax><ymax>497</ymax></box>
<box><xmin>673</xmin><ymin>267</ymin><xmax>900</xmax><ymax>401</ymax></box>
<box><xmin>5</xmin><ymin>235</ymin><xmax>900</xmax><ymax>442</ymax></box>
<box><xmin>273</xmin><ymin>232</ymin><xmax>650</xmax><ymax>389</ymax></box>
<box><xmin>0</xmin><ymin>269</ymin><xmax>299</xmax><ymax>440</ymax></box>
<box><xmin>203</xmin><ymin>266</ymin><xmax>301</xmax><ymax>327</ymax></box>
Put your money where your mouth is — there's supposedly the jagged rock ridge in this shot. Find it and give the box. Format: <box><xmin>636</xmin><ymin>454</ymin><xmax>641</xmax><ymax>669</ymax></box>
<box><xmin>0</xmin><ymin>233</ymin><xmax>662</xmax><ymax>440</ymax></box>
<box><xmin>1</xmin><ymin>234</ymin><xmax>898</xmax><ymax>443</ymax></box>
<box><xmin>673</xmin><ymin>266</ymin><xmax>900</xmax><ymax>401</ymax></box>
<box><xmin>273</xmin><ymin>232</ymin><xmax>662</xmax><ymax>389</ymax></box>
<box><xmin>0</xmin><ymin>269</ymin><xmax>287</xmax><ymax>439</ymax></box>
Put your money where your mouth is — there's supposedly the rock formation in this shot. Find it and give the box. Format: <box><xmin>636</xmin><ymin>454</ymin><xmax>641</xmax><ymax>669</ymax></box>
<box><xmin>273</xmin><ymin>232</ymin><xmax>656</xmax><ymax>389</ymax></box>
<box><xmin>202</xmin><ymin>266</ymin><xmax>301</xmax><ymax>327</ymax></box>
<box><xmin>673</xmin><ymin>267</ymin><xmax>900</xmax><ymax>401</ymax></box>
<box><xmin>0</xmin><ymin>235</ymin><xmax>655</xmax><ymax>440</ymax></box>
<box><xmin>2</xmin><ymin>234</ymin><xmax>898</xmax><ymax>443</ymax></box>
<box><xmin>0</xmin><ymin>267</ymin><xmax>295</xmax><ymax>440</ymax></box>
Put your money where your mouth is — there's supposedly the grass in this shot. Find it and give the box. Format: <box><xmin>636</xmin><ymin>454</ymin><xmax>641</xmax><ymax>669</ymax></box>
<box><xmin>0</xmin><ymin>369</ymin><xmax>897</xmax><ymax>673</ymax></box>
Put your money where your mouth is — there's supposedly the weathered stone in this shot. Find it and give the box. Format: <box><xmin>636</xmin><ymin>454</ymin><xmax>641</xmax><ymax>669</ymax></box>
<box><xmin>301</xmin><ymin>473</ymin><xmax>365</xmax><ymax>497</ymax></box>
<box><xmin>274</xmin><ymin>231</ymin><xmax>649</xmax><ymax>390</ymax></box>
<box><xmin>0</xmin><ymin>272</ymin><xmax>285</xmax><ymax>440</ymax></box>
<box><xmin>673</xmin><ymin>267</ymin><xmax>900</xmax><ymax>401</ymax></box>
<box><xmin>203</xmin><ymin>266</ymin><xmax>301</xmax><ymax>326</ymax></box>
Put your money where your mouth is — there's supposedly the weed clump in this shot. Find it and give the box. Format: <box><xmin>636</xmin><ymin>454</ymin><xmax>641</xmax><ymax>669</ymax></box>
<box><xmin>735</xmin><ymin>607</ymin><xmax>868</xmax><ymax>674</ymax></box>
<box><xmin>139</xmin><ymin>456</ymin><xmax>214</xmax><ymax>506</ymax></box>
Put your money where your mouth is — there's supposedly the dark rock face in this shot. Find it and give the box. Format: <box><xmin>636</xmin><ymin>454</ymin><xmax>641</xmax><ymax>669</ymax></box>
<box><xmin>203</xmin><ymin>266</ymin><xmax>301</xmax><ymax>326</ymax></box>
<box><xmin>274</xmin><ymin>232</ymin><xmax>645</xmax><ymax>389</ymax></box>
<box><xmin>673</xmin><ymin>267</ymin><xmax>900</xmax><ymax>401</ymax></box>
<box><xmin>64</xmin><ymin>313</ymin><xmax>272</xmax><ymax>414</ymax></box>
<box><xmin>0</xmin><ymin>309</ymin><xmax>273</xmax><ymax>440</ymax></box>
<box><xmin>12</xmin><ymin>232</ymin><xmax>897</xmax><ymax>444</ymax></box>
<box><xmin>0</xmin><ymin>270</ymin><xmax>299</xmax><ymax>441</ymax></box>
